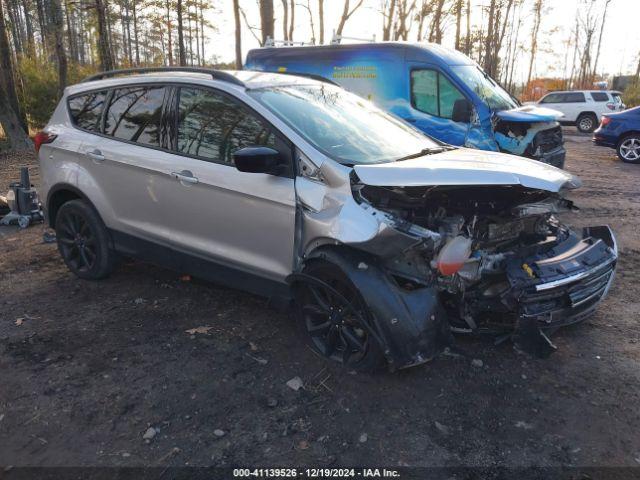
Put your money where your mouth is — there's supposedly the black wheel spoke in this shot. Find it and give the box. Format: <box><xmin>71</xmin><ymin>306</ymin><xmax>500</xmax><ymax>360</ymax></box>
<box><xmin>341</xmin><ymin>327</ymin><xmax>365</xmax><ymax>351</ymax></box>
<box><xmin>302</xmin><ymin>303</ymin><xmax>329</xmax><ymax>319</ymax></box>
<box><xmin>79</xmin><ymin>247</ymin><xmax>91</xmax><ymax>268</ymax></box>
<box><xmin>307</xmin><ymin>285</ymin><xmax>332</xmax><ymax>312</ymax></box>
<box><xmin>308</xmin><ymin>320</ymin><xmax>332</xmax><ymax>337</ymax></box>
<box><xmin>324</xmin><ymin>326</ymin><xmax>339</xmax><ymax>357</ymax></box>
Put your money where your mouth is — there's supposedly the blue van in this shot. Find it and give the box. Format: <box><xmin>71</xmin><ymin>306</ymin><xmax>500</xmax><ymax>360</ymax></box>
<box><xmin>246</xmin><ymin>42</ymin><xmax>566</xmax><ymax>167</ymax></box>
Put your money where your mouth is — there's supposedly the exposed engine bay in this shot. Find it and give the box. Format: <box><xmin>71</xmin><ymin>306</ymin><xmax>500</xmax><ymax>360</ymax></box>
<box><xmin>494</xmin><ymin>119</ymin><xmax>565</xmax><ymax>168</ymax></box>
<box><xmin>350</xmin><ymin>180</ymin><xmax>617</xmax><ymax>357</ymax></box>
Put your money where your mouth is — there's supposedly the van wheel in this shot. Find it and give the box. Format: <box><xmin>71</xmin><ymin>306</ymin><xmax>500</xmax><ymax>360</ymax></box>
<box><xmin>617</xmin><ymin>134</ymin><xmax>640</xmax><ymax>163</ymax></box>
<box><xmin>576</xmin><ymin>113</ymin><xmax>597</xmax><ymax>133</ymax></box>
<box><xmin>293</xmin><ymin>261</ymin><xmax>386</xmax><ymax>372</ymax></box>
<box><xmin>55</xmin><ymin>199</ymin><xmax>114</xmax><ymax>280</ymax></box>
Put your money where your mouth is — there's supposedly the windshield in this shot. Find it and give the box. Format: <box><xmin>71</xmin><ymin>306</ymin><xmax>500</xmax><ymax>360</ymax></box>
<box><xmin>248</xmin><ymin>84</ymin><xmax>440</xmax><ymax>164</ymax></box>
<box><xmin>452</xmin><ymin>65</ymin><xmax>518</xmax><ymax>111</ymax></box>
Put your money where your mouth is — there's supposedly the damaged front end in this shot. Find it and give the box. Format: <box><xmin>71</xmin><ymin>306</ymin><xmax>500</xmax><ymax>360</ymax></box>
<box><xmin>494</xmin><ymin>115</ymin><xmax>566</xmax><ymax>169</ymax></box>
<box><xmin>290</xmin><ymin>153</ymin><xmax>617</xmax><ymax>369</ymax></box>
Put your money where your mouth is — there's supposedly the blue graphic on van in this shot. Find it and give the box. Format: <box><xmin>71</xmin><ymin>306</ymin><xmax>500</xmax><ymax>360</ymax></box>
<box><xmin>246</xmin><ymin>42</ymin><xmax>566</xmax><ymax>168</ymax></box>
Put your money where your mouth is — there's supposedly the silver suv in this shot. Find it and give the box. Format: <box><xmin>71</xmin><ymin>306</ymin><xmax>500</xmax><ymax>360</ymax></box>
<box><xmin>38</xmin><ymin>68</ymin><xmax>618</xmax><ymax>370</ymax></box>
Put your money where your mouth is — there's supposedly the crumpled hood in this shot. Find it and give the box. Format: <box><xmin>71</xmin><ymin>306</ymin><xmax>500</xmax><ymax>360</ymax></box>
<box><xmin>353</xmin><ymin>148</ymin><xmax>581</xmax><ymax>192</ymax></box>
<box><xmin>496</xmin><ymin>105</ymin><xmax>564</xmax><ymax>122</ymax></box>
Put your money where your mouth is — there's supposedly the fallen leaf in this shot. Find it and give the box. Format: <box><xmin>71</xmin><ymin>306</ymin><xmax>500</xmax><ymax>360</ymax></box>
<box><xmin>15</xmin><ymin>318</ymin><xmax>24</xmax><ymax>326</ymax></box>
<box><xmin>179</xmin><ymin>274</ymin><xmax>191</xmax><ymax>282</ymax></box>
<box><xmin>286</xmin><ymin>376</ymin><xmax>304</xmax><ymax>391</ymax></box>
<box><xmin>297</xmin><ymin>440</ymin><xmax>309</xmax><ymax>450</ymax></box>
<box><xmin>185</xmin><ymin>326</ymin><xmax>213</xmax><ymax>335</ymax></box>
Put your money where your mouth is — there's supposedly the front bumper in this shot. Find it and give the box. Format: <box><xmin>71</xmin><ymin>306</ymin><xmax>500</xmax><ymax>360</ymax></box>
<box><xmin>506</xmin><ymin>225</ymin><xmax>617</xmax><ymax>329</ymax></box>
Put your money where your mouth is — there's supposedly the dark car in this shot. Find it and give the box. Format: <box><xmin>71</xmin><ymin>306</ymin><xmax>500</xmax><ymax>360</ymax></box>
<box><xmin>593</xmin><ymin>106</ymin><xmax>640</xmax><ymax>163</ymax></box>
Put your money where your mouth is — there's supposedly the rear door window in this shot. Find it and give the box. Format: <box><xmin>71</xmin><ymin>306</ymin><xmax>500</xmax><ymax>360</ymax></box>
<box><xmin>411</xmin><ymin>69</ymin><xmax>465</xmax><ymax>119</ymax></box>
<box><xmin>176</xmin><ymin>87</ymin><xmax>275</xmax><ymax>164</ymax></box>
<box><xmin>562</xmin><ymin>92</ymin><xmax>586</xmax><ymax>103</ymax></box>
<box><xmin>540</xmin><ymin>93</ymin><xmax>564</xmax><ymax>104</ymax></box>
<box><xmin>590</xmin><ymin>91</ymin><xmax>609</xmax><ymax>102</ymax></box>
<box><xmin>68</xmin><ymin>91</ymin><xmax>108</xmax><ymax>132</ymax></box>
<box><xmin>104</xmin><ymin>86</ymin><xmax>167</xmax><ymax>147</ymax></box>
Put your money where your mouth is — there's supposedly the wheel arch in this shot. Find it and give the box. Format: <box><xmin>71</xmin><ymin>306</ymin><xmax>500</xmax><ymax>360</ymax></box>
<box><xmin>578</xmin><ymin>111</ymin><xmax>598</xmax><ymax>119</ymax></box>
<box><xmin>46</xmin><ymin>184</ymin><xmax>97</xmax><ymax>228</ymax></box>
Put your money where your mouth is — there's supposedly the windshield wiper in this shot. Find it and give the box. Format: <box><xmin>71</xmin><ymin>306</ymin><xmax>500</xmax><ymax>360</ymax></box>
<box><xmin>394</xmin><ymin>146</ymin><xmax>454</xmax><ymax>162</ymax></box>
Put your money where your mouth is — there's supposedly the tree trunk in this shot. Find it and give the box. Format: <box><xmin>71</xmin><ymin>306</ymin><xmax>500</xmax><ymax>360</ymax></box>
<box><xmin>336</xmin><ymin>0</ymin><xmax>364</xmax><ymax>37</ymax></box>
<box><xmin>464</xmin><ymin>0</ymin><xmax>471</xmax><ymax>54</ymax></box>
<box><xmin>0</xmin><ymin>2</ymin><xmax>29</xmax><ymax>146</ymax></box>
<box><xmin>47</xmin><ymin>0</ymin><xmax>68</xmax><ymax>98</ymax></box>
<box><xmin>288</xmin><ymin>0</ymin><xmax>294</xmax><ymax>41</ymax></box>
<box><xmin>382</xmin><ymin>0</ymin><xmax>396</xmax><ymax>41</ymax></box>
<box><xmin>166</xmin><ymin>0</ymin><xmax>173</xmax><ymax>66</ymax></box>
<box><xmin>233</xmin><ymin>0</ymin><xmax>242</xmax><ymax>67</ymax></box>
<box><xmin>260</xmin><ymin>0</ymin><xmax>274</xmax><ymax>46</ymax></box>
<box><xmin>132</xmin><ymin>1</ymin><xmax>140</xmax><ymax>65</ymax></box>
<box><xmin>454</xmin><ymin>0</ymin><xmax>462</xmax><ymax>50</ymax></box>
<box><xmin>483</xmin><ymin>0</ymin><xmax>495</xmax><ymax>75</ymax></box>
<box><xmin>526</xmin><ymin>0</ymin><xmax>543</xmax><ymax>88</ymax></box>
<box><xmin>591</xmin><ymin>0</ymin><xmax>610</xmax><ymax>79</ymax></box>
<box><xmin>281</xmin><ymin>0</ymin><xmax>288</xmax><ymax>41</ymax></box>
<box><xmin>0</xmin><ymin>86</ymin><xmax>32</xmax><ymax>150</ymax></box>
<box><xmin>94</xmin><ymin>0</ymin><xmax>113</xmax><ymax>70</ymax></box>
<box><xmin>200</xmin><ymin>1</ymin><xmax>205</xmax><ymax>63</ymax></box>
<box><xmin>177</xmin><ymin>0</ymin><xmax>186</xmax><ymax>66</ymax></box>
<box><xmin>318</xmin><ymin>0</ymin><xmax>324</xmax><ymax>44</ymax></box>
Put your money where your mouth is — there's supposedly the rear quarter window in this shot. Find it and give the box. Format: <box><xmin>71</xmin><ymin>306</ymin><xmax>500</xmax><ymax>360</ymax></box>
<box><xmin>562</xmin><ymin>92</ymin><xmax>586</xmax><ymax>103</ymax></box>
<box><xmin>68</xmin><ymin>91</ymin><xmax>108</xmax><ymax>131</ymax></box>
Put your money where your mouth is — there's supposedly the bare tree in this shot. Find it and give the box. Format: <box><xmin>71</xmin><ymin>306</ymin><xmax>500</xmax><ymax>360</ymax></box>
<box><xmin>318</xmin><ymin>0</ymin><xmax>324</xmax><ymax>43</ymax></box>
<box><xmin>288</xmin><ymin>0</ymin><xmax>294</xmax><ymax>40</ymax></box>
<box><xmin>177</xmin><ymin>0</ymin><xmax>186</xmax><ymax>65</ymax></box>
<box><xmin>95</xmin><ymin>0</ymin><xmax>114</xmax><ymax>70</ymax></box>
<box><xmin>381</xmin><ymin>0</ymin><xmax>397</xmax><ymax>41</ymax></box>
<box><xmin>454</xmin><ymin>0</ymin><xmax>462</xmax><ymax>50</ymax></box>
<box><xmin>393</xmin><ymin>0</ymin><xmax>416</xmax><ymax>41</ymax></box>
<box><xmin>281</xmin><ymin>0</ymin><xmax>288</xmax><ymax>40</ymax></box>
<box><xmin>428</xmin><ymin>0</ymin><xmax>447</xmax><ymax>44</ymax></box>
<box><xmin>46</xmin><ymin>0</ymin><xmax>68</xmax><ymax>97</ymax></box>
<box><xmin>526</xmin><ymin>0</ymin><xmax>544</xmax><ymax>87</ymax></box>
<box><xmin>591</xmin><ymin>0</ymin><xmax>611</xmax><ymax>79</ymax></box>
<box><xmin>260</xmin><ymin>0</ymin><xmax>274</xmax><ymax>45</ymax></box>
<box><xmin>336</xmin><ymin>0</ymin><xmax>364</xmax><ymax>37</ymax></box>
<box><xmin>464</xmin><ymin>0</ymin><xmax>471</xmax><ymax>54</ymax></box>
<box><xmin>233</xmin><ymin>0</ymin><xmax>242</xmax><ymax>67</ymax></box>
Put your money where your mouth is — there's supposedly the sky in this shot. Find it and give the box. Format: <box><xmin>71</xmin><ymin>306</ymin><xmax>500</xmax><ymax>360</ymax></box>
<box><xmin>205</xmin><ymin>0</ymin><xmax>640</xmax><ymax>83</ymax></box>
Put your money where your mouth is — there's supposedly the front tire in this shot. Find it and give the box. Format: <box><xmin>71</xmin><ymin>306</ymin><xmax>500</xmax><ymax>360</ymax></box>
<box><xmin>55</xmin><ymin>199</ymin><xmax>114</xmax><ymax>280</ymax></box>
<box><xmin>576</xmin><ymin>113</ymin><xmax>597</xmax><ymax>133</ymax></box>
<box><xmin>293</xmin><ymin>261</ymin><xmax>386</xmax><ymax>372</ymax></box>
<box><xmin>616</xmin><ymin>134</ymin><xmax>640</xmax><ymax>163</ymax></box>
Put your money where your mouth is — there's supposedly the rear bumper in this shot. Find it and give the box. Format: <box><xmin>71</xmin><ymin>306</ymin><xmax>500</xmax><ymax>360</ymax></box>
<box><xmin>506</xmin><ymin>225</ymin><xmax>617</xmax><ymax>329</ymax></box>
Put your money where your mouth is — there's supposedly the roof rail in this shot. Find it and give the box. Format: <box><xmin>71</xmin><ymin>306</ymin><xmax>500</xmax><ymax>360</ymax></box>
<box><xmin>330</xmin><ymin>31</ymin><xmax>376</xmax><ymax>45</ymax></box>
<box><xmin>264</xmin><ymin>36</ymin><xmax>316</xmax><ymax>47</ymax></box>
<box><xmin>81</xmin><ymin>67</ymin><xmax>244</xmax><ymax>87</ymax></box>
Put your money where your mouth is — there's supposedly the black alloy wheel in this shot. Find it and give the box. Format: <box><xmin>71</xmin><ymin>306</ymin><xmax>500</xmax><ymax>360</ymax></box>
<box><xmin>55</xmin><ymin>200</ymin><xmax>114</xmax><ymax>280</ymax></box>
<box><xmin>295</xmin><ymin>262</ymin><xmax>385</xmax><ymax>371</ymax></box>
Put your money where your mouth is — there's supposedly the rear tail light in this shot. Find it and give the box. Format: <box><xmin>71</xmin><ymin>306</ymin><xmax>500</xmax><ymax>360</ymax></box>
<box><xmin>606</xmin><ymin>102</ymin><xmax>616</xmax><ymax>110</ymax></box>
<box><xmin>34</xmin><ymin>131</ymin><xmax>57</xmax><ymax>153</ymax></box>
<box><xmin>601</xmin><ymin>116</ymin><xmax>611</xmax><ymax>127</ymax></box>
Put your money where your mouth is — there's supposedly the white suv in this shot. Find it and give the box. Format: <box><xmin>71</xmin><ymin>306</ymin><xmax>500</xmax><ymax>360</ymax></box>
<box><xmin>536</xmin><ymin>90</ymin><xmax>625</xmax><ymax>133</ymax></box>
<box><xmin>37</xmin><ymin>67</ymin><xmax>617</xmax><ymax>370</ymax></box>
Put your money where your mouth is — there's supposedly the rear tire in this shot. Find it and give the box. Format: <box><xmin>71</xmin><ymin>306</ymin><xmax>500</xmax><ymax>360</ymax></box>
<box><xmin>293</xmin><ymin>261</ymin><xmax>386</xmax><ymax>372</ymax></box>
<box><xmin>576</xmin><ymin>113</ymin><xmax>597</xmax><ymax>133</ymax></box>
<box><xmin>55</xmin><ymin>199</ymin><xmax>114</xmax><ymax>280</ymax></box>
<box><xmin>616</xmin><ymin>134</ymin><xmax>640</xmax><ymax>163</ymax></box>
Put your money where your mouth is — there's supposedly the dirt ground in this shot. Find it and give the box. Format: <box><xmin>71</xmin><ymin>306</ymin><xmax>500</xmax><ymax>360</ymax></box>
<box><xmin>1</xmin><ymin>131</ymin><xmax>639</xmax><ymax>473</ymax></box>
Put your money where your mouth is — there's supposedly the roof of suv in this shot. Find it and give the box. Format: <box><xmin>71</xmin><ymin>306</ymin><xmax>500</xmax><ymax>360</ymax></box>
<box><xmin>67</xmin><ymin>68</ymin><xmax>325</xmax><ymax>96</ymax></box>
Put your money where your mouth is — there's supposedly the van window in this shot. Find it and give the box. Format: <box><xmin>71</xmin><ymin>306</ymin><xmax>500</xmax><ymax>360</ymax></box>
<box><xmin>68</xmin><ymin>91</ymin><xmax>108</xmax><ymax>132</ymax></box>
<box><xmin>176</xmin><ymin>87</ymin><xmax>274</xmax><ymax>164</ymax></box>
<box><xmin>590</xmin><ymin>92</ymin><xmax>609</xmax><ymax>102</ymax></box>
<box><xmin>411</xmin><ymin>69</ymin><xmax>465</xmax><ymax>119</ymax></box>
<box><xmin>104</xmin><ymin>86</ymin><xmax>167</xmax><ymax>147</ymax></box>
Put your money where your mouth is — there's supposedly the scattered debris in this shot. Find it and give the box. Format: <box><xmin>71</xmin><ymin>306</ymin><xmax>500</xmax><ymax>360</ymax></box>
<box><xmin>471</xmin><ymin>359</ymin><xmax>484</xmax><ymax>368</ymax></box>
<box><xmin>359</xmin><ymin>433</ymin><xmax>368</xmax><ymax>443</ymax></box>
<box><xmin>267</xmin><ymin>398</ymin><xmax>278</xmax><ymax>408</ymax></box>
<box><xmin>158</xmin><ymin>447</ymin><xmax>181</xmax><ymax>463</ymax></box>
<box><xmin>179</xmin><ymin>275</ymin><xmax>191</xmax><ymax>282</ymax></box>
<box><xmin>142</xmin><ymin>427</ymin><xmax>158</xmax><ymax>441</ymax></box>
<box><xmin>357</xmin><ymin>262</ymin><xmax>368</xmax><ymax>270</ymax></box>
<box><xmin>297</xmin><ymin>440</ymin><xmax>310</xmax><ymax>450</ymax></box>
<box><xmin>121</xmin><ymin>452</ymin><xmax>131</xmax><ymax>458</ymax></box>
<box><xmin>42</xmin><ymin>231</ymin><xmax>56</xmax><ymax>243</ymax></box>
<box><xmin>185</xmin><ymin>326</ymin><xmax>213</xmax><ymax>335</ymax></box>
<box><xmin>134</xmin><ymin>298</ymin><xmax>146</xmax><ymax>305</ymax></box>
<box><xmin>515</xmin><ymin>421</ymin><xmax>534</xmax><ymax>430</ymax></box>
<box><xmin>286</xmin><ymin>376</ymin><xmax>304</xmax><ymax>391</ymax></box>
<box><xmin>15</xmin><ymin>318</ymin><xmax>23</xmax><ymax>326</ymax></box>
<box><xmin>434</xmin><ymin>421</ymin><xmax>450</xmax><ymax>435</ymax></box>
<box><xmin>249</xmin><ymin>341</ymin><xmax>258</xmax><ymax>351</ymax></box>
<box><xmin>213</xmin><ymin>429</ymin><xmax>226</xmax><ymax>437</ymax></box>
<box><xmin>245</xmin><ymin>353</ymin><xmax>268</xmax><ymax>365</ymax></box>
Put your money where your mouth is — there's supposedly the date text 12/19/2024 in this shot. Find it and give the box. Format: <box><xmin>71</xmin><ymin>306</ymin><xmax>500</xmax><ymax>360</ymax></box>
<box><xmin>233</xmin><ymin>468</ymin><xmax>401</xmax><ymax>478</ymax></box>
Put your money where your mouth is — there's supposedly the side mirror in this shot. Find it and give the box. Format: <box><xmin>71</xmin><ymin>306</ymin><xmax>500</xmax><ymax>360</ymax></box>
<box><xmin>451</xmin><ymin>98</ymin><xmax>473</xmax><ymax>123</ymax></box>
<box><xmin>233</xmin><ymin>147</ymin><xmax>286</xmax><ymax>175</ymax></box>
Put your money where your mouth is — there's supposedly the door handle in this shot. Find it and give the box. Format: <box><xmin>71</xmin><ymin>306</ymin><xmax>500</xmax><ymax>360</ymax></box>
<box><xmin>404</xmin><ymin>117</ymin><xmax>417</xmax><ymax>123</ymax></box>
<box><xmin>87</xmin><ymin>149</ymin><xmax>105</xmax><ymax>162</ymax></box>
<box><xmin>170</xmin><ymin>171</ymin><xmax>199</xmax><ymax>185</ymax></box>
